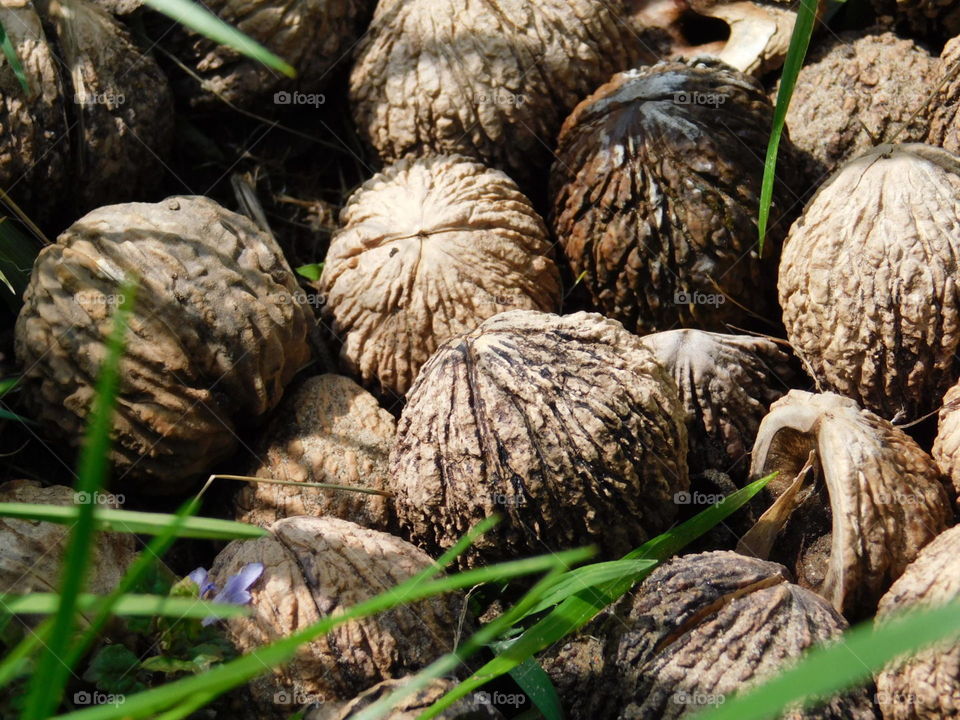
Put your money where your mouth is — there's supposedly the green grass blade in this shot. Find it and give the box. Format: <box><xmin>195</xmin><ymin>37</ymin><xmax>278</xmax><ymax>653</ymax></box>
<box><xmin>142</xmin><ymin>0</ymin><xmax>294</xmax><ymax>77</ymax></box>
<box><xmin>0</xmin><ymin>216</ymin><xmax>41</xmax><ymax>308</ymax></box>
<box><xmin>295</xmin><ymin>263</ymin><xmax>323</xmax><ymax>282</ymax></box>
<box><xmin>0</xmin><ymin>594</ymin><xmax>250</xmax><ymax>619</ymax></box>
<box><xmin>507</xmin><ymin>657</ymin><xmax>563</xmax><ymax>720</ymax></box>
<box><xmin>0</xmin><ymin>377</ymin><xmax>18</xmax><ymax>395</ymax></box>
<box><xmin>0</xmin><ymin>18</ymin><xmax>28</xmax><ymax>93</ymax></box>
<box><xmin>0</xmin><ymin>504</ymin><xmax>267</xmax><ymax>539</ymax></box>
<box><xmin>692</xmin><ymin>597</ymin><xmax>960</xmax><ymax>720</ymax></box>
<box><xmin>757</xmin><ymin>0</ymin><xmax>817</xmax><ymax>254</ymax></box>
<box><xmin>22</xmin><ymin>281</ymin><xmax>136</xmax><ymax>720</ymax></box>
<box><xmin>0</xmin><ymin>408</ymin><xmax>34</xmax><ymax>424</ymax></box>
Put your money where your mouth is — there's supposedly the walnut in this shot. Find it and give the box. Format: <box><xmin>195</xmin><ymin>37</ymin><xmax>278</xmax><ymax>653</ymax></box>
<box><xmin>928</xmin><ymin>36</ymin><xmax>960</xmax><ymax>155</ymax></box>
<box><xmin>870</xmin><ymin>0</ymin><xmax>960</xmax><ymax>42</ymax></box>
<box><xmin>234</xmin><ymin>374</ymin><xmax>395</xmax><ymax>530</ymax></box>
<box><xmin>783</xmin><ymin>32</ymin><xmax>937</xmax><ymax>180</ymax></box>
<box><xmin>210</xmin><ymin>517</ymin><xmax>464</xmax><ymax>710</ymax></box>
<box><xmin>550</xmin><ymin>59</ymin><xmax>804</xmax><ymax>335</ymax></box>
<box><xmin>392</xmin><ymin>310</ymin><xmax>688</xmax><ymax>568</ymax></box>
<box><xmin>750</xmin><ymin>390</ymin><xmax>952</xmax><ymax>618</ymax></box>
<box><xmin>319</xmin><ymin>155</ymin><xmax>561</xmax><ymax>399</ymax></box>
<box><xmin>348</xmin><ymin>0</ymin><xmax>645</xmax><ymax>186</ymax></box>
<box><xmin>321</xmin><ymin>678</ymin><xmax>505</xmax><ymax>720</ymax></box>
<box><xmin>778</xmin><ymin>143</ymin><xmax>960</xmax><ymax>422</ymax></box>
<box><xmin>875</xmin><ymin>524</ymin><xmax>960</xmax><ymax>720</ymax></box>
<box><xmin>933</xmin><ymin>379</ymin><xmax>960</xmax><ymax>505</ymax></box>
<box><xmin>15</xmin><ymin>196</ymin><xmax>315</xmax><ymax>494</ymax></box>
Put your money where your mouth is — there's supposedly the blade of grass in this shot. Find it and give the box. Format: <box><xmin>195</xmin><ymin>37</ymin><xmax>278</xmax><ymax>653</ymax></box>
<box><xmin>0</xmin><ymin>594</ymin><xmax>250</xmax><ymax>619</ymax></box>
<box><xmin>141</xmin><ymin>0</ymin><xmax>294</xmax><ymax>77</ymax></box>
<box><xmin>0</xmin><ymin>18</ymin><xmax>28</xmax><ymax>93</ymax></box>
<box><xmin>0</xmin><ymin>216</ymin><xmax>42</xmax><ymax>308</ymax></box>
<box><xmin>0</xmin><ymin>408</ymin><xmax>34</xmax><ymax>424</ymax></box>
<box><xmin>506</xmin><ymin>656</ymin><xmax>563</xmax><ymax>720</ymax></box>
<box><xmin>757</xmin><ymin>0</ymin><xmax>818</xmax><ymax>254</ymax></box>
<box><xmin>0</xmin><ymin>377</ymin><xmax>18</xmax><ymax>395</ymax></box>
<box><xmin>295</xmin><ymin>263</ymin><xmax>323</xmax><ymax>282</ymax></box>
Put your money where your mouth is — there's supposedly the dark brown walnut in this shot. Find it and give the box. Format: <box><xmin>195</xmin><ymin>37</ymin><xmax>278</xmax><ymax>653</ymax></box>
<box><xmin>548</xmin><ymin>552</ymin><xmax>878</xmax><ymax>720</ymax></box>
<box><xmin>928</xmin><ymin>36</ymin><xmax>960</xmax><ymax>155</ymax></box>
<box><xmin>0</xmin><ymin>480</ymin><xmax>135</xmax><ymax>597</ymax></box>
<box><xmin>933</xmin><ymin>379</ymin><xmax>960</xmax><ymax>505</ymax></box>
<box><xmin>750</xmin><ymin>390</ymin><xmax>952</xmax><ymax>618</ymax></box>
<box><xmin>392</xmin><ymin>310</ymin><xmax>689</xmax><ymax>568</ymax></box>
<box><xmin>639</xmin><ymin>329</ymin><xmax>791</xmax><ymax>480</ymax></box>
<box><xmin>871</xmin><ymin>0</ymin><xmax>960</xmax><ymax>42</ymax></box>
<box><xmin>779</xmin><ymin>143</ymin><xmax>960</xmax><ymax>422</ymax></box>
<box><xmin>210</xmin><ymin>517</ymin><xmax>464</xmax><ymax>710</ymax></box>
<box><xmin>783</xmin><ymin>32</ymin><xmax>937</xmax><ymax>181</ymax></box>
<box><xmin>234</xmin><ymin>374</ymin><xmax>395</xmax><ymax>530</ymax></box>
<box><xmin>349</xmin><ymin>0</ymin><xmax>645</xmax><ymax>186</ymax></box>
<box><xmin>315</xmin><ymin>678</ymin><xmax>505</xmax><ymax>720</ymax></box>
<box><xmin>320</xmin><ymin>155</ymin><xmax>561</xmax><ymax>399</ymax></box>
<box><xmin>161</xmin><ymin>0</ymin><xmax>373</xmax><ymax>107</ymax></box>
<box><xmin>875</xmin><ymin>524</ymin><xmax>960</xmax><ymax>720</ymax></box>
<box><xmin>15</xmin><ymin>196</ymin><xmax>314</xmax><ymax>494</ymax></box>
<box><xmin>550</xmin><ymin>59</ymin><xmax>804</xmax><ymax>335</ymax></box>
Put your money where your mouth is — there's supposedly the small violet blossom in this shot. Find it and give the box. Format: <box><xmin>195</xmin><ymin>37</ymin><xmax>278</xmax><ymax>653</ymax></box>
<box><xmin>185</xmin><ymin>562</ymin><xmax>264</xmax><ymax>626</ymax></box>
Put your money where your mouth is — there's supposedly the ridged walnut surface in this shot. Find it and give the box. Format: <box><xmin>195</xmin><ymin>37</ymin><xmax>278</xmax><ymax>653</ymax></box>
<box><xmin>234</xmin><ymin>374</ymin><xmax>395</xmax><ymax>530</ymax></box>
<box><xmin>15</xmin><ymin>196</ymin><xmax>314</xmax><ymax>493</ymax></box>
<box><xmin>348</xmin><ymin>0</ymin><xmax>644</xmax><ymax>185</ymax></box>
<box><xmin>392</xmin><ymin>310</ymin><xmax>689</xmax><ymax>567</ymax></box>
<box><xmin>870</xmin><ymin>0</ymin><xmax>960</xmax><ymax>41</ymax></box>
<box><xmin>779</xmin><ymin>143</ymin><xmax>960</xmax><ymax>422</ymax></box>
<box><xmin>320</xmin><ymin>155</ymin><xmax>561</xmax><ymax>399</ymax></box>
<box><xmin>323</xmin><ymin>678</ymin><xmax>504</xmax><ymax>720</ymax></box>
<box><xmin>211</xmin><ymin>517</ymin><xmax>463</xmax><ymax>707</ymax></box>
<box><xmin>928</xmin><ymin>36</ymin><xmax>960</xmax><ymax>156</ymax></box>
<box><xmin>550</xmin><ymin>59</ymin><xmax>803</xmax><ymax>335</ymax></box>
<box><xmin>934</xmin><ymin>379</ymin><xmax>960</xmax><ymax>505</ymax></box>
<box><xmin>876</xmin><ymin>525</ymin><xmax>960</xmax><ymax>720</ymax></box>
<box><xmin>639</xmin><ymin>329</ymin><xmax>791</xmax><ymax>479</ymax></box>
<box><xmin>750</xmin><ymin>390</ymin><xmax>952</xmax><ymax>617</ymax></box>
<box><xmin>784</xmin><ymin>32</ymin><xmax>936</xmax><ymax>180</ymax></box>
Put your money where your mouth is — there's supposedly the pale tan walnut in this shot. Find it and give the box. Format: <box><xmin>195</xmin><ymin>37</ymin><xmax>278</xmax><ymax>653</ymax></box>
<box><xmin>0</xmin><ymin>480</ymin><xmax>135</xmax><ymax>598</ymax></box>
<box><xmin>210</xmin><ymin>517</ymin><xmax>464</xmax><ymax>710</ymax></box>
<box><xmin>320</xmin><ymin>155</ymin><xmax>561</xmax><ymax>399</ymax></box>
<box><xmin>870</xmin><ymin>0</ymin><xmax>960</xmax><ymax>42</ymax></box>
<box><xmin>392</xmin><ymin>310</ymin><xmax>689</xmax><ymax>568</ymax></box>
<box><xmin>750</xmin><ymin>390</ymin><xmax>952</xmax><ymax>618</ymax></box>
<box><xmin>935</xmin><ymin>380</ymin><xmax>960</xmax><ymax>504</ymax></box>
<box><xmin>318</xmin><ymin>678</ymin><xmax>505</xmax><ymax>720</ymax></box>
<box><xmin>550</xmin><ymin>59</ymin><xmax>804</xmax><ymax>335</ymax></box>
<box><xmin>783</xmin><ymin>32</ymin><xmax>937</xmax><ymax>180</ymax></box>
<box><xmin>234</xmin><ymin>374</ymin><xmax>395</xmax><ymax>530</ymax></box>
<box><xmin>876</xmin><ymin>525</ymin><xmax>960</xmax><ymax>720</ymax></box>
<box><xmin>15</xmin><ymin>196</ymin><xmax>315</xmax><ymax>494</ymax></box>
<box><xmin>348</xmin><ymin>0</ymin><xmax>646</xmax><ymax>185</ymax></box>
<box><xmin>779</xmin><ymin>143</ymin><xmax>960</xmax><ymax>422</ymax></box>
<box><xmin>928</xmin><ymin>36</ymin><xmax>960</xmax><ymax>155</ymax></box>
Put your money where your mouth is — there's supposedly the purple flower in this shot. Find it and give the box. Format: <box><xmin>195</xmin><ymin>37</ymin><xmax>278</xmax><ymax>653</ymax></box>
<box><xmin>187</xmin><ymin>567</ymin><xmax>217</xmax><ymax>598</ymax></box>
<box><xmin>201</xmin><ymin>562</ymin><xmax>264</xmax><ymax>627</ymax></box>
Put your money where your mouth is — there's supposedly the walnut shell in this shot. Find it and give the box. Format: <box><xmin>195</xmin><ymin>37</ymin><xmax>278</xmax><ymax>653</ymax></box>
<box><xmin>392</xmin><ymin>310</ymin><xmax>689</xmax><ymax>568</ymax></box>
<box><xmin>348</xmin><ymin>0</ymin><xmax>645</xmax><ymax>185</ymax></box>
<box><xmin>323</xmin><ymin>678</ymin><xmax>505</xmax><ymax>720</ymax></box>
<box><xmin>779</xmin><ymin>143</ymin><xmax>960</xmax><ymax>422</ymax></box>
<box><xmin>15</xmin><ymin>196</ymin><xmax>314</xmax><ymax>494</ymax></box>
<box><xmin>210</xmin><ymin>517</ymin><xmax>464</xmax><ymax>709</ymax></box>
<box><xmin>928</xmin><ymin>36</ymin><xmax>960</xmax><ymax>155</ymax></box>
<box><xmin>549</xmin><ymin>551</ymin><xmax>878</xmax><ymax>720</ymax></box>
<box><xmin>320</xmin><ymin>155</ymin><xmax>561</xmax><ymax>399</ymax></box>
<box><xmin>750</xmin><ymin>390</ymin><xmax>952</xmax><ymax>617</ymax></box>
<box><xmin>234</xmin><ymin>374</ymin><xmax>395</xmax><ymax>530</ymax></box>
<box><xmin>783</xmin><ymin>32</ymin><xmax>936</xmax><ymax>181</ymax></box>
<box><xmin>875</xmin><ymin>524</ymin><xmax>960</xmax><ymax>720</ymax></box>
<box><xmin>0</xmin><ymin>479</ymin><xmax>135</xmax><ymax>598</ymax></box>
<box><xmin>870</xmin><ymin>0</ymin><xmax>960</xmax><ymax>42</ymax></box>
<box><xmin>934</xmin><ymin>379</ymin><xmax>960</xmax><ymax>506</ymax></box>
<box><xmin>550</xmin><ymin>59</ymin><xmax>804</xmax><ymax>335</ymax></box>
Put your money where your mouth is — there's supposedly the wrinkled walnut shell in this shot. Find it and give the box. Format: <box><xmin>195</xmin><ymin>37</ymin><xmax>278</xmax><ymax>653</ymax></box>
<box><xmin>933</xmin><ymin>379</ymin><xmax>960</xmax><ymax>506</ymax></box>
<box><xmin>320</xmin><ymin>155</ymin><xmax>561</xmax><ymax>399</ymax></box>
<box><xmin>928</xmin><ymin>36</ymin><xmax>960</xmax><ymax>156</ymax></box>
<box><xmin>392</xmin><ymin>310</ymin><xmax>689</xmax><ymax>568</ymax></box>
<box><xmin>870</xmin><ymin>0</ymin><xmax>960</xmax><ymax>42</ymax></box>
<box><xmin>321</xmin><ymin>678</ymin><xmax>505</xmax><ymax>720</ymax></box>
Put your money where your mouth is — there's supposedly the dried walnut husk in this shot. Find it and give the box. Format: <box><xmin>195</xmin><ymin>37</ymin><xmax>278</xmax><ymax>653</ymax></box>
<box><xmin>928</xmin><ymin>36</ymin><xmax>960</xmax><ymax>155</ymax></box>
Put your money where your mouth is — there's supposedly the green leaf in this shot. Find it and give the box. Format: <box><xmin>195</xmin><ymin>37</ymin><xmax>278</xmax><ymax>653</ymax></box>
<box><xmin>0</xmin><ymin>18</ymin><xmax>28</xmax><ymax>93</ymax></box>
<box><xmin>84</xmin><ymin>644</ymin><xmax>145</xmax><ymax>695</ymax></box>
<box><xmin>0</xmin><ymin>408</ymin><xmax>34</xmax><ymax>425</ymax></box>
<box><xmin>295</xmin><ymin>263</ymin><xmax>324</xmax><ymax>282</ymax></box>
<box><xmin>0</xmin><ymin>377</ymin><xmax>18</xmax><ymax>396</ymax></box>
<box><xmin>0</xmin><ymin>504</ymin><xmax>268</xmax><ymax>539</ymax></box>
<box><xmin>758</xmin><ymin>0</ymin><xmax>817</xmax><ymax>254</ymax></box>
<box><xmin>141</xmin><ymin>0</ymin><xmax>294</xmax><ymax>77</ymax></box>
<box><xmin>0</xmin><ymin>594</ymin><xmax>251</xmax><ymax>620</ymax></box>
<box><xmin>507</xmin><ymin>656</ymin><xmax>563</xmax><ymax>720</ymax></box>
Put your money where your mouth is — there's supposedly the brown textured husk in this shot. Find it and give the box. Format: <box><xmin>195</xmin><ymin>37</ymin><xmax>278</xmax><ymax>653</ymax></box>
<box><xmin>318</xmin><ymin>678</ymin><xmax>505</xmax><ymax>720</ymax></box>
<box><xmin>779</xmin><ymin>143</ymin><xmax>960</xmax><ymax>422</ymax></box>
<box><xmin>928</xmin><ymin>36</ymin><xmax>960</xmax><ymax>155</ymax></box>
<box><xmin>348</xmin><ymin>0</ymin><xmax>646</xmax><ymax>186</ymax></box>
<box><xmin>234</xmin><ymin>374</ymin><xmax>395</xmax><ymax>530</ymax></box>
<box><xmin>210</xmin><ymin>517</ymin><xmax>464</xmax><ymax>710</ymax></box>
<box><xmin>750</xmin><ymin>390</ymin><xmax>952</xmax><ymax>617</ymax></box>
<box><xmin>783</xmin><ymin>31</ymin><xmax>936</xmax><ymax>181</ymax></box>
<box><xmin>545</xmin><ymin>551</ymin><xmax>878</xmax><ymax>719</ymax></box>
<box><xmin>876</xmin><ymin>524</ymin><xmax>960</xmax><ymax>720</ymax></box>
<box><xmin>934</xmin><ymin>379</ymin><xmax>960</xmax><ymax>506</ymax></box>
<box><xmin>870</xmin><ymin>0</ymin><xmax>960</xmax><ymax>42</ymax></box>
<box><xmin>320</xmin><ymin>155</ymin><xmax>561</xmax><ymax>399</ymax></box>
<box><xmin>550</xmin><ymin>59</ymin><xmax>804</xmax><ymax>335</ymax></box>
<box><xmin>391</xmin><ymin>310</ymin><xmax>689</xmax><ymax>568</ymax></box>
<box><xmin>15</xmin><ymin>196</ymin><xmax>314</xmax><ymax>494</ymax></box>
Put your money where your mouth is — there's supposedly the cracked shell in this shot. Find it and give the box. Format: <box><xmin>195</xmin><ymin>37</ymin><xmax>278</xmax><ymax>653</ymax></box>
<box><xmin>210</xmin><ymin>517</ymin><xmax>464</xmax><ymax>709</ymax></box>
<box><xmin>750</xmin><ymin>390</ymin><xmax>952</xmax><ymax>618</ymax></box>
<box><xmin>779</xmin><ymin>143</ymin><xmax>960</xmax><ymax>422</ymax></box>
<box><xmin>348</xmin><ymin>0</ymin><xmax>645</xmax><ymax>186</ymax></box>
<box><xmin>14</xmin><ymin>196</ymin><xmax>315</xmax><ymax>494</ymax></box>
<box><xmin>928</xmin><ymin>36</ymin><xmax>960</xmax><ymax>155</ymax></box>
<box><xmin>391</xmin><ymin>310</ymin><xmax>689</xmax><ymax>568</ymax></box>
<box><xmin>319</xmin><ymin>155</ymin><xmax>561</xmax><ymax>399</ymax></box>
<box><xmin>550</xmin><ymin>59</ymin><xmax>804</xmax><ymax>335</ymax></box>
<box><xmin>234</xmin><ymin>374</ymin><xmax>395</xmax><ymax>531</ymax></box>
